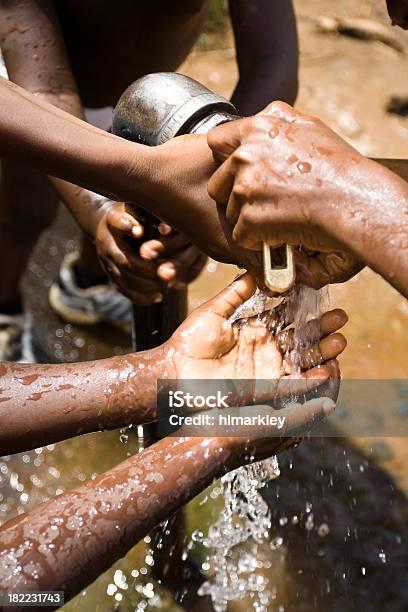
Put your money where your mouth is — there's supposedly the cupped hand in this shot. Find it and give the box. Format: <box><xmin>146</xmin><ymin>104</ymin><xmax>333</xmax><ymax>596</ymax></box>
<box><xmin>166</xmin><ymin>272</ymin><xmax>346</xmax><ymax>459</ymax></box>
<box><xmin>207</xmin><ymin>101</ymin><xmax>367</xmax><ymax>287</ymax></box>
<box><xmin>168</xmin><ymin>273</ymin><xmax>347</xmax><ymax>401</ymax></box>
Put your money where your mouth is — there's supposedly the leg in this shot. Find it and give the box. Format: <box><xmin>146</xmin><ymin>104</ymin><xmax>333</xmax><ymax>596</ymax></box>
<box><xmin>0</xmin><ymin>159</ymin><xmax>59</xmax><ymax>307</ymax></box>
<box><xmin>76</xmin><ymin>232</ymin><xmax>108</xmax><ymax>284</ymax></box>
<box><xmin>0</xmin><ymin>159</ymin><xmax>59</xmax><ymax>361</ymax></box>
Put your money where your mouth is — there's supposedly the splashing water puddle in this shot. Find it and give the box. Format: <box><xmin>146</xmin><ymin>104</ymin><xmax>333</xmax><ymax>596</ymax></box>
<box><xmin>200</xmin><ymin>284</ymin><xmax>328</xmax><ymax>611</ymax></box>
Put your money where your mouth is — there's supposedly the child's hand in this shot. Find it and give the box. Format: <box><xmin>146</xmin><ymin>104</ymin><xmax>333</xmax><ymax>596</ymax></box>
<box><xmin>167</xmin><ymin>272</ymin><xmax>347</xmax><ymax>396</ymax></box>
<box><xmin>95</xmin><ymin>203</ymin><xmax>206</xmax><ymax>304</ymax></box>
<box><xmin>164</xmin><ymin>272</ymin><xmax>346</xmax><ymax>456</ymax></box>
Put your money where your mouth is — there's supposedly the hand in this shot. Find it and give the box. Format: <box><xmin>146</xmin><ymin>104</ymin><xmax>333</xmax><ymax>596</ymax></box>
<box><xmin>207</xmin><ymin>102</ymin><xmax>368</xmax><ymax>288</ymax></box>
<box><xmin>143</xmin><ymin>135</ymin><xmax>266</xmax><ymax>282</ymax></box>
<box><xmin>167</xmin><ymin>272</ymin><xmax>347</xmax><ymax>396</ymax></box>
<box><xmin>139</xmin><ymin>222</ymin><xmax>206</xmax><ymax>289</ymax></box>
<box><xmin>95</xmin><ymin>202</ymin><xmax>206</xmax><ymax>304</ymax></box>
<box><xmin>165</xmin><ymin>272</ymin><xmax>346</xmax><ymax>457</ymax></box>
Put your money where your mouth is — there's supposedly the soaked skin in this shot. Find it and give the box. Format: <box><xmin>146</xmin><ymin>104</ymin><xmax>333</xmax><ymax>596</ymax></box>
<box><xmin>0</xmin><ymin>274</ymin><xmax>347</xmax><ymax>602</ymax></box>
<box><xmin>0</xmin><ymin>273</ymin><xmax>347</xmax><ymax>455</ymax></box>
<box><xmin>208</xmin><ymin>101</ymin><xmax>408</xmax><ymax>297</ymax></box>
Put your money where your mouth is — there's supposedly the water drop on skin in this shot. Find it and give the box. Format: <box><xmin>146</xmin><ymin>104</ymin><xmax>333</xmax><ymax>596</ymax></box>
<box><xmin>296</xmin><ymin>161</ymin><xmax>312</xmax><ymax>174</ymax></box>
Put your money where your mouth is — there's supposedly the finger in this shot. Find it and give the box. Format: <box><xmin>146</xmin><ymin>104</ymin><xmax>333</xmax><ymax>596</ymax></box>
<box><xmin>110</xmin><ymin>238</ymin><xmax>158</xmax><ymax>279</ymax></box>
<box><xmin>207</xmin><ymin>118</ymin><xmax>247</xmax><ymax>163</ymax></box>
<box><xmin>158</xmin><ymin>222</ymin><xmax>173</xmax><ymax>236</ymax></box>
<box><xmin>232</xmin><ymin>396</ymin><xmax>335</xmax><ymax>441</ymax></box>
<box><xmin>208</xmin><ymin>155</ymin><xmax>236</xmax><ymax>205</ymax></box>
<box><xmin>203</xmin><ymin>272</ymin><xmax>257</xmax><ymax>319</ymax></box>
<box><xmin>277</xmin><ymin>396</ymin><xmax>336</xmax><ymax>436</ymax></box>
<box><xmin>139</xmin><ymin>233</ymin><xmax>189</xmax><ymax>260</ymax></box>
<box><xmin>296</xmin><ymin>333</ymin><xmax>347</xmax><ymax>370</ymax></box>
<box><xmin>274</xmin><ymin>367</ymin><xmax>330</xmax><ymax>401</ymax></box>
<box><xmin>276</xmin><ymin>309</ymin><xmax>348</xmax><ymax>352</ymax></box>
<box><xmin>157</xmin><ymin>246</ymin><xmax>204</xmax><ymax>283</ymax></box>
<box><xmin>319</xmin><ymin>309</ymin><xmax>348</xmax><ymax>336</ymax></box>
<box><xmin>101</xmin><ymin>258</ymin><xmax>122</xmax><ymax>280</ymax></box>
<box><xmin>107</xmin><ymin>209</ymin><xmax>144</xmax><ymax>239</ymax></box>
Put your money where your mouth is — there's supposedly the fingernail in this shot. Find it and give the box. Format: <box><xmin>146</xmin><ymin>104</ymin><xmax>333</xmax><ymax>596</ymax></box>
<box><xmin>132</xmin><ymin>225</ymin><xmax>143</xmax><ymax>237</ymax></box>
<box><xmin>322</xmin><ymin>398</ymin><xmax>336</xmax><ymax>415</ymax></box>
<box><xmin>141</xmin><ymin>247</ymin><xmax>157</xmax><ymax>260</ymax></box>
<box><xmin>154</xmin><ymin>294</ymin><xmax>163</xmax><ymax>303</ymax></box>
<box><xmin>158</xmin><ymin>223</ymin><xmax>172</xmax><ymax>236</ymax></box>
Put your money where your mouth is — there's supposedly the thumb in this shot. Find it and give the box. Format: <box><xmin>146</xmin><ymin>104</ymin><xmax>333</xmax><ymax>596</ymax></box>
<box><xmin>201</xmin><ymin>272</ymin><xmax>257</xmax><ymax>319</ymax></box>
<box><xmin>107</xmin><ymin>208</ymin><xmax>144</xmax><ymax>239</ymax></box>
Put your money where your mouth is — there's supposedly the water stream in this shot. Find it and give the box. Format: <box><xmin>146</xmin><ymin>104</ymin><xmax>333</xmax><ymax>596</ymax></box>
<box><xmin>199</xmin><ymin>285</ymin><xmax>328</xmax><ymax>611</ymax></box>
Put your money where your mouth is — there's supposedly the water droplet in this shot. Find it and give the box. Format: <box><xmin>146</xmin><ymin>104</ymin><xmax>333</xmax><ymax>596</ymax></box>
<box><xmin>296</xmin><ymin>161</ymin><xmax>311</xmax><ymax>173</ymax></box>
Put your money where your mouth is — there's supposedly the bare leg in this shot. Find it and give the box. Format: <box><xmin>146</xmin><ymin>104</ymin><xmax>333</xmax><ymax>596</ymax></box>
<box><xmin>77</xmin><ymin>233</ymin><xmax>107</xmax><ymax>281</ymax></box>
<box><xmin>0</xmin><ymin>160</ymin><xmax>59</xmax><ymax>307</ymax></box>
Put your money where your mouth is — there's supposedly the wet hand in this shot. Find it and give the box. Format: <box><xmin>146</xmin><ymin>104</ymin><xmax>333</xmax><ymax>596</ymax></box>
<box><xmin>148</xmin><ymin>135</ymin><xmax>265</xmax><ymax>282</ymax></box>
<box><xmin>168</xmin><ymin>273</ymin><xmax>347</xmax><ymax>398</ymax></box>
<box><xmin>207</xmin><ymin>102</ymin><xmax>367</xmax><ymax>288</ymax></box>
<box><xmin>167</xmin><ymin>272</ymin><xmax>346</xmax><ymax>458</ymax></box>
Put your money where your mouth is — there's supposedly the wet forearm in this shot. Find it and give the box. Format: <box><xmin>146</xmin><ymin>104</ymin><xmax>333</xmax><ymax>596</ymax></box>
<box><xmin>334</xmin><ymin>160</ymin><xmax>408</xmax><ymax>296</ymax></box>
<box><xmin>0</xmin><ymin>436</ymin><xmax>236</xmax><ymax>605</ymax></box>
<box><xmin>0</xmin><ymin>346</ymin><xmax>171</xmax><ymax>454</ymax></box>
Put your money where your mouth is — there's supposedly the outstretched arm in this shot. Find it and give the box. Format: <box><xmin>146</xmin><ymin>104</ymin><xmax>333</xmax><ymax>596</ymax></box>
<box><xmin>0</xmin><ymin>346</ymin><xmax>170</xmax><ymax>455</ymax></box>
<box><xmin>0</xmin><ymin>436</ymin><xmax>239</xmax><ymax>605</ymax></box>
<box><xmin>0</xmin><ymin>273</ymin><xmax>347</xmax><ymax>455</ymax></box>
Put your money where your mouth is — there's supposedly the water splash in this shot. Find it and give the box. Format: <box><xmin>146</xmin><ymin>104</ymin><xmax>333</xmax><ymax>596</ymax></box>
<box><xmin>199</xmin><ymin>457</ymin><xmax>280</xmax><ymax>611</ymax></box>
<box><xmin>201</xmin><ymin>284</ymin><xmax>328</xmax><ymax>611</ymax></box>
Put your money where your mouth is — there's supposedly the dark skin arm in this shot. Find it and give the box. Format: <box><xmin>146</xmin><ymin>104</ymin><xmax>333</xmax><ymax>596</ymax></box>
<box><xmin>1</xmin><ymin>75</ymin><xmax>406</xmax><ymax>286</ymax></box>
<box><xmin>0</xmin><ymin>435</ymin><xmax>293</xmax><ymax>606</ymax></box>
<box><xmin>208</xmin><ymin>102</ymin><xmax>408</xmax><ymax>297</ymax></box>
<box><xmin>0</xmin><ymin>274</ymin><xmax>346</xmax><ymax>606</ymax></box>
<box><xmin>229</xmin><ymin>0</ymin><xmax>298</xmax><ymax>113</ymax></box>
<box><xmin>0</xmin><ymin>273</ymin><xmax>347</xmax><ymax>455</ymax></box>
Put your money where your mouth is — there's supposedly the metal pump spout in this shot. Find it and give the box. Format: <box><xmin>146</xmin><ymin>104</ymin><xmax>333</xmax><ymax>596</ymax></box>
<box><xmin>113</xmin><ymin>72</ymin><xmax>238</xmax><ymax>145</ymax></box>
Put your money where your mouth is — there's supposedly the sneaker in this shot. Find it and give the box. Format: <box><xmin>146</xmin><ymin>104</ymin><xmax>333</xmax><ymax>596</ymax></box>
<box><xmin>0</xmin><ymin>312</ymin><xmax>36</xmax><ymax>363</ymax></box>
<box><xmin>49</xmin><ymin>252</ymin><xmax>132</xmax><ymax>332</ymax></box>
